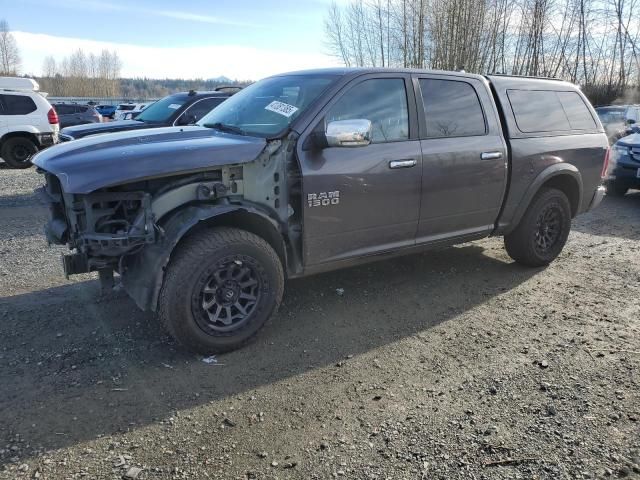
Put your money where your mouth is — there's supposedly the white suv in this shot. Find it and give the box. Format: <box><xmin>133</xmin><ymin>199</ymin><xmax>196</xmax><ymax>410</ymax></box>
<box><xmin>0</xmin><ymin>77</ymin><xmax>59</xmax><ymax>168</ymax></box>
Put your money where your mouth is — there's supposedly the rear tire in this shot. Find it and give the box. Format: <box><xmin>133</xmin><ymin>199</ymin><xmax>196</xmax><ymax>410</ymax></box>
<box><xmin>504</xmin><ymin>188</ymin><xmax>572</xmax><ymax>267</ymax></box>
<box><xmin>1</xmin><ymin>137</ymin><xmax>37</xmax><ymax>169</ymax></box>
<box><xmin>158</xmin><ymin>227</ymin><xmax>284</xmax><ymax>354</ymax></box>
<box><xmin>605</xmin><ymin>181</ymin><xmax>628</xmax><ymax>197</ymax></box>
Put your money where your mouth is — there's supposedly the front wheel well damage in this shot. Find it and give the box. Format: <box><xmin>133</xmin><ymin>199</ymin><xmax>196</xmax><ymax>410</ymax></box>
<box><xmin>120</xmin><ymin>204</ymin><xmax>289</xmax><ymax>312</ymax></box>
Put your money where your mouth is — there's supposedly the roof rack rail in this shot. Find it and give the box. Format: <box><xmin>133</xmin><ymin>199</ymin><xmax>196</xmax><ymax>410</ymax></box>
<box><xmin>486</xmin><ymin>73</ymin><xmax>565</xmax><ymax>81</ymax></box>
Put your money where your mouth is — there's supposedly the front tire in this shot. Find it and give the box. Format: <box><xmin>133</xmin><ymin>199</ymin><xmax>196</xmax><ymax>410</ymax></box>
<box><xmin>504</xmin><ymin>188</ymin><xmax>572</xmax><ymax>267</ymax></box>
<box><xmin>1</xmin><ymin>137</ymin><xmax>38</xmax><ymax>169</ymax></box>
<box><xmin>158</xmin><ymin>227</ymin><xmax>284</xmax><ymax>354</ymax></box>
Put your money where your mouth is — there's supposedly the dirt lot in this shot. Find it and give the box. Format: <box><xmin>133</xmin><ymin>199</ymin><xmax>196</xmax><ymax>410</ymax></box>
<box><xmin>0</xmin><ymin>164</ymin><xmax>638</xmax><ymax>480</ymax></box>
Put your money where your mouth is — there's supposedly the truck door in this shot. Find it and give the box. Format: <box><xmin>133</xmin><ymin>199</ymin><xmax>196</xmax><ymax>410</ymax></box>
<box><xmin>413</xmin><ymin>75</ymin><xmax>507</xmax><ymax>242</ymax></box>
<box><xmin>297</xmin><ymin>75</ymin><xmax>422</xmax><ymax>266</ymax></box>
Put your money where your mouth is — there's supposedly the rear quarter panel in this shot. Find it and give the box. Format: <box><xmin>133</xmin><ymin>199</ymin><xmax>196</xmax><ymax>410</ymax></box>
<box><xmin>500</xmin><ymin>134</ymin><xmax>607</xmax><ymax>227</ymax></box>
<box><xmin>487</xmin><ymin>76</ymin><xmax>608</xmax><ymax>232</ymax></box>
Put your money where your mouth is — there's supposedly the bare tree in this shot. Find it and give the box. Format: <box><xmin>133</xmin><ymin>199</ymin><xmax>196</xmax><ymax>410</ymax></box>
<box><xmin>324</xmin><ymin>0</ymin><xmax>640</xmax><ymax>104</ymax></box>
<box><xmin>0</xmin><ymin>19</ymin><xmax>21</xmax><ymax>75</ymax></box>
<box><xmin>38</xmin><ymin>49</ymin><xmax>122</xmax><ymax>97</ymax></box>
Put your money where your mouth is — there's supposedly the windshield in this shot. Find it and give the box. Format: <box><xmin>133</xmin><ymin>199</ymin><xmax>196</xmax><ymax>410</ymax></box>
<box><xmin>136</xmin><ymin>94</ymin><xmax>189</xmax><ymax>123</ymax></box>
<box><xmin>198</xmin><ymin>74</ymin><xmax>338</xmax><ymax>137</ymax></box>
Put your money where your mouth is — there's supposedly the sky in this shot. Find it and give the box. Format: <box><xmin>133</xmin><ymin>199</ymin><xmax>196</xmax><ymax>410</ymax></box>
<box><xmin>0</xmin><ymin>0</ymin><xmax>344</xmax><ymax>80</ymax></box>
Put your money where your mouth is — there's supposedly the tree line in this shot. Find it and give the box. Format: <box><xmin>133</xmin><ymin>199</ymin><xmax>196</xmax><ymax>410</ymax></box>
<box><xmin>0</xmin><ymin>18</ymin><xmax>247</xmax><ymax>99</ymax></box>
<box><xmin>324</xmin><ymin>0</ymin><xmax>640</xmax><ymax>104</ymax></box>
<box><xmin>39</xmin><ymin>50</ymin><xmax>122</xmax><ymax>97</ymax></box>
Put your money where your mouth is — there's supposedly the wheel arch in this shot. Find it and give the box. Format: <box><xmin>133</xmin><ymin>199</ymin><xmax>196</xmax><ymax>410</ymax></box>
<box><xmin>0</xmin><ymin>130</ymin><xmax>39</xmax><ymax>147</ymax></box>
<box><xmin>121</xmin><ymin>202</ymin><xmax>288</xmax><ymax>312</ymax></box>
<box><xmin>182</xmin><ymin>207</ymin><xmax>288</xmax><ymax>268</ymax></box>
<box><xmin>505</xmin><ymin>163</ymin><xmax>583</xmax><ymax>235</ymax></box>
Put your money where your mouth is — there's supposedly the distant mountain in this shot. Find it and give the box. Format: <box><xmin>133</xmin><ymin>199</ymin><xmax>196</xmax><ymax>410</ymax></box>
<box><xmin>208</xmin><ymin>75</ymin><xmax>233</xmax><ymax>83</ymax></box>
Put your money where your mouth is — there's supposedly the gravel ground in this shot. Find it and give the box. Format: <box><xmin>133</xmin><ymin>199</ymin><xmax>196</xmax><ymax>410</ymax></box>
<box><xmin>0</xmin><ymin>164</ymin><xmax>639</xmax><ymax>480</ymax></box>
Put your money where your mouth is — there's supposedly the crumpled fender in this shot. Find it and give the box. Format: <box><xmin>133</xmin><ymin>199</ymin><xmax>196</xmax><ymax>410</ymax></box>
<box><xmin>121</xmin><ymin>202</ymin><xmax>281</xmax><ymax>312</ymax></box>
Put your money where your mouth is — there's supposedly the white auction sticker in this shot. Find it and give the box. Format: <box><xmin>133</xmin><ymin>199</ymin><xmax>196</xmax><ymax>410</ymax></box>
<box><xmin>264</xmin><ymin>100</ymin><xmax>299</xmax><ymax>118</ymax></box>
<box><xmin>167</xmin><ymin>103</ymin><xmax>181</xmax><ymax>109</ymax></box>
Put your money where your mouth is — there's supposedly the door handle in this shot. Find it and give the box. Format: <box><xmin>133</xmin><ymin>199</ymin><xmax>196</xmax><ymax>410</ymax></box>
<box><xmin>481</xmin><ymin>151</ymin><xmax>503</xmax><ymax>160</ymax></box>
<box><xmin>389</xmin><ymin>159</ymin><xmax>417</xmax><ymax>169</ymax></box>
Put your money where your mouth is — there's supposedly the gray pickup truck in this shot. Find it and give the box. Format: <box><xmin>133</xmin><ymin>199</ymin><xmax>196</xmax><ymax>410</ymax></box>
<box><xmin>34</xmin><ymin>68</ymin><xmax>607</xmax><ymax>353</ymax></box>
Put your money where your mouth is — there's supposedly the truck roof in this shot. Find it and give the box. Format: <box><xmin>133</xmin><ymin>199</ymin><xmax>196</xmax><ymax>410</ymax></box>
<box><xmin>276</xmin><ymin>67</ymin><xmax>487</xmax><ymax>82</ymax></box>
<box><xmin>274</xmin><ymin>68</ymin><xmax>579</xmax><ymax>87</ymax></box>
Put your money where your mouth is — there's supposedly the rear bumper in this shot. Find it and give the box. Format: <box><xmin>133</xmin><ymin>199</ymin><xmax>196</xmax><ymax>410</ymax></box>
<box><xmin>35</xmin><ymin>132</ymin><xmax>58</xmax><ymax>148</ymax></box>
<box><xmin>587</xmin><ymin>185</ymin><xmax>605</xmax><ymax>211</ymax></box>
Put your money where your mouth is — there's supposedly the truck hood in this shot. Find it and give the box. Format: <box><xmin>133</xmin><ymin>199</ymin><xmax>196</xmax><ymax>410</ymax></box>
<box><xmin>33</xmin><ymin>126</ymin><xmax>267</xmax><ymax>194</ymax></box>
<box><xmin>61</xmin><ymin>120</ymin><xmax>152</xmax><ymax>139</ymax></box>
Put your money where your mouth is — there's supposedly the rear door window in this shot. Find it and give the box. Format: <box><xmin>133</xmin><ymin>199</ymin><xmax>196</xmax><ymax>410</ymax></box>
<box><xmin>507</xmin><ymin>89</ymin><xmax>596</xmax><ymax>133</ymax></box>
<box><xmin>2</xmin><ymin>94</ymin><xmax>37</xmax><ymax>115</ymax></box>
<box><xmin>419</xmin><ymin>78</ymin><xmax>486</xmax><ymax>137</ymax></box>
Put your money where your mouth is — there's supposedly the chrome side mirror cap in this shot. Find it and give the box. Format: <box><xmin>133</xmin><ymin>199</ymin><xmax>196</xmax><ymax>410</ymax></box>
<box><xmin>325</xmin><ymin>119</ymin><xmax>372</xmax><ymax>147</ymax></box>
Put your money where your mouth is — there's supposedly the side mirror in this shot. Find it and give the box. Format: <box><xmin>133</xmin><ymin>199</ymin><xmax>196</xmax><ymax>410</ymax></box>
<box><xmin>627</xmin><ymin>118</ymin><xmax>636</xmax><ymax>125</ymax></box>
<box><xmin>325</xmin><ymin>119</ymin><xmax>372</xmax><ymax>147</ymax></box>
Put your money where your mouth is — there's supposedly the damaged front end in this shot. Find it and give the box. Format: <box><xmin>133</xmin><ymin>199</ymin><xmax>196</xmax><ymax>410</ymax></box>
<box><xmin>35</xmin><ymin>125</ymin><xmax>303</xmax><ymax>310</ymax></box>
<box><xmin>41</xmin><ymin>171</ymin><xmax>156</xmax><ymax>277</ymax></box>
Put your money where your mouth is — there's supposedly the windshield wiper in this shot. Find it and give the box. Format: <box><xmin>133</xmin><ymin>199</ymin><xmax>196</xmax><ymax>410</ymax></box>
<box><xmin>203</xmin><ymin>122</ymin><xmax>246</xmax><ymax>136</ymax></box>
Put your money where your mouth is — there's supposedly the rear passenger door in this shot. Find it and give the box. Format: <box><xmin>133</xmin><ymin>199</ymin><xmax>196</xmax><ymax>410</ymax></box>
<box><xmin>414</xmin><ymin>75</ymin><xmax>507</xmax><ymax>243</ymax></box>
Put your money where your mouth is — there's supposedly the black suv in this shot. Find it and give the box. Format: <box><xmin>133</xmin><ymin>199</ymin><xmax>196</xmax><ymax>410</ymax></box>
<box><xmin>58</xmin><ymin>89</ymin><xmax>238</xmax><ymax>141</ymax></box>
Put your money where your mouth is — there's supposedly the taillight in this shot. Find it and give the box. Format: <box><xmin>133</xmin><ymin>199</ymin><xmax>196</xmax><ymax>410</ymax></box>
<box><xmin>47</xmin><ymin>107</ymin><xmax>59</xmax><ymax>125</ymax></box>
<box><xmin>601</xmin><ymin>147</ymin><xmax>610</xmax><ymax>179</ymax></box>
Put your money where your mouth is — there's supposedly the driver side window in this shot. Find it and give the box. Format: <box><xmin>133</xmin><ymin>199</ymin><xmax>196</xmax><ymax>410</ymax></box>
<box><xmin>326</xmin><ymin>78</ymin><xmax>409</xmax><ymax>144</ymax></box>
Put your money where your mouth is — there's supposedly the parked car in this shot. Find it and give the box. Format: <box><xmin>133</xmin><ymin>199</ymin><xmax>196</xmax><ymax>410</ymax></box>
<box><xmin>53</xmin><ymin>103</ymin><xmax>102</xmax><ymax>129</ymax></box>
<box><xmin>95</xmin><ymin>104</ymin><xmax>117</xmax><ymax>119</ymax></box>
<box><xmin>59</xmin><ymin>90</ymin><xmax>236</xmax><ymax>141</ymax></box>
<box><xmin>113</xmin><ymin>102</ymin><xmax>152</xmax><ymax>121</ymax></box>
<box><xmin>0</xmin><ymin>77</ymin><xmax>59</xmax><ymax>168</ymax></box>
<box><xmin>595</xmin><ymin>105</ymin><xmax>627</xmax><ymax>142</ymax></box>
<box><xmin>626</xmin><ymin>105</ymin><xmax>640</xmax><ymax>124</ymax></box>
<box><xmin>122</xmin><ymin>101</ymin><xmax>157</xmax><ymax>120</ymax></box>
<box><xmin>35</xmin><ymin>68</ymin><xmax>607</xmax><ymax>353</ymax></box>
<box><xmin>608</xmin><ymin>105</ymin><xmax>640</xmax><ymax>143</ymax></box>
<box><xmin>603</xmin><ymin>131</ymin><xmax>640</xmax><ymax>196</ymax></box>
